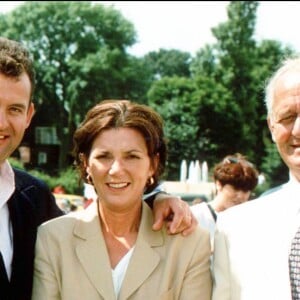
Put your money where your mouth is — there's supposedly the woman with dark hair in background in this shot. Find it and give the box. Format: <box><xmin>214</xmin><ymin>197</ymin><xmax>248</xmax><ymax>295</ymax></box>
<box><xmin>191</xmin><ymin>153</ymin><xmax>259</xmax><ymax>249</ymax></box>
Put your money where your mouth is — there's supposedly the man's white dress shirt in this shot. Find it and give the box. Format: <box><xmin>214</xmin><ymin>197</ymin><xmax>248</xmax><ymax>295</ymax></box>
<box><xmin>0</xmin><ymin>160</ymin><xmax>15</xmax><ymax>279</ymax></box>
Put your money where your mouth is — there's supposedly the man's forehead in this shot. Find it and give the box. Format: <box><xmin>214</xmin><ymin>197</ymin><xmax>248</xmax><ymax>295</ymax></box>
<box><xmin>276</xmin><ymin>68</ymin><xmax>300</xmax><ymax>89</ymax></box>
<box><xmin>273</xmin><ymin>71</ymin><xmax>300</xmax><ymax>103</ymax></box>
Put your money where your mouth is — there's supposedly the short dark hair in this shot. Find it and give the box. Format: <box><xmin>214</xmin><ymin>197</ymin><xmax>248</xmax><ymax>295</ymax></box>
<box><xmin>0</xmin><ymin>37</ymin><xmax>35</xmax><ymax>101</ymax></box>
<box><xmin>213</xmin><ymin>153</ymin><xmax>259</xmax><ymax>191</ymax></box>
<box><xmin>73</xmin><ymin>99</ymin><xmax>167</xmax><ymax>193</ymax></box>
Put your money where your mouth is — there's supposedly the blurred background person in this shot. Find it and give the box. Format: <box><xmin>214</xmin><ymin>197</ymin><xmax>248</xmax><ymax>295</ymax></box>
<box><xmin>191</xmin><ymin>153</ymin><xmax>259</xmax><ymax>248</ymax></box>
<box><xmin>191</xmin><ymin>195</ymin><xmax>208</xmax><ymax>205</ymax></box>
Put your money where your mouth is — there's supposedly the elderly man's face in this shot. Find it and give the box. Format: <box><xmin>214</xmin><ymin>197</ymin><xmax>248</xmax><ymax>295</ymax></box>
<box><xmin>268</xmin><ymin>70</ymin><xmax>300</xmax><ymax>180</ymax></box>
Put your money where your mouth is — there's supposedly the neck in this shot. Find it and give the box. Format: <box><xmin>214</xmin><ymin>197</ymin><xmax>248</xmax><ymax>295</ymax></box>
<box><xmin>210</xmin><ymin>195</ymin><xmax>226</xmax><ymax>212</ymax></box>
<box><xmin>97</xmin><ymin>201</ymin><xmax>142</xmax><ymax>236</ymax></box>
<box><xmin>97</xmin><ymin>200</ymin><xmax>141</xmax><ymax>268</ymax></box>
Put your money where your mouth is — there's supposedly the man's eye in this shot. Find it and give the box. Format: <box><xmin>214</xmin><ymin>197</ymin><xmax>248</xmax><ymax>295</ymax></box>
<box><xmin>10</xmin><ymin>107</ymin><xmax>23</xmax><ymax>114</ymax></box>
<box><xmin>278</xmin><ymin>115</ymin><xmax>296</xmax><ymax>123</ymax></box>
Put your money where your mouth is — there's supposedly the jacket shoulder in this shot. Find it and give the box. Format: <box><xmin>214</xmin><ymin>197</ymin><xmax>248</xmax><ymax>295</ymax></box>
<box><xmin>13</xmin><ymin>168</ymin><xmax>49</xmax><ymax>191</ymax></box>
<box><xmin>12</xmin><ymin>167</ymin><xmax>64</xmax><ymax>219</ymax></box>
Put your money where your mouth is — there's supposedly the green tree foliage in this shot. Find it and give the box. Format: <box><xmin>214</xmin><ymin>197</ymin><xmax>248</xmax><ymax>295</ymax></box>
<box><xmin>0</xmin><ymin>1</ymin><xmax>141</xmax><ymax>167</ymax></box>
<box><xmin>0</xmin><ymin>1</ymin><xmax>295</xmax><ymax>188</ymax></box>
<box><xmin>145</xmin><ymin>1</ymin><xmax>293</xmax><ymax>185</ymax></box>
<box><xmin>251</xmin><ymin>39</ymin><xmax>294</xmax><ymax>170</ymax></box>
<box><xmin>210</xmin><ymin>1</ymin><xmax>259</xmax><ymax>159</ymax></box>
<box><xmin>188</xmin><ymin>1</ymin><xmax>293</xmax><ymax>186</ymax></box>
<box><xmin>148</xmin><ymin>77</ymin><xmax>199</xmax><ymax>180</ymax></box>
<box><xmin>190</xmin><ymin>44</ymin><xmax>245</xmax><ymax>164</ymax></box>
<box><xmin>187</xmin><ymin>2</ymin><xmax>260</xmax><ymax>167</ymax></box>
<box><xmin>190</xmin><ymin>44</ymin><xmax>219</xmax><ymax>78</ymax></box>
<box><xmin>261</xmin><ymin>139</ymin><xmax>289</xmax><ymax>189</ymax></box>
<box><xmin>142</xmin><ymin>49</ymin><xmax>191</xmax><ymax>79</ymax></box>
<box><xmin>193</xmin><ymin>75</ymin><xmax>242</xmax><ymax>163</ymax></box>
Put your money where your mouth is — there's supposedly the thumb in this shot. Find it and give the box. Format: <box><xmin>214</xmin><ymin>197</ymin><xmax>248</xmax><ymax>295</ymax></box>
<box><xmin>152</xmin><ymin>210</ymin><xmax>165</xmax><ymax>231</ymax></box>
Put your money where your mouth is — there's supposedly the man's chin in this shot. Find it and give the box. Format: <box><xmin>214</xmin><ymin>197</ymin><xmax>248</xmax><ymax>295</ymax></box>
<box><xmin>287</xmin><ymin>155</ymin><xmax>300</xmax><ymax>173</ymax></box>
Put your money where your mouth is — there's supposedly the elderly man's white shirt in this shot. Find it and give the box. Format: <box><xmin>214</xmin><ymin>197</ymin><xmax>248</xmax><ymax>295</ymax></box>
<box><xmin>0</xmin><ymin>160</ymin><xmax>15</xmax><ymax>279</ymax></box>
<box><xmin>212</xmin><ymin>174</ymin><xmax>300</xmax><ymax>300</ymax></box>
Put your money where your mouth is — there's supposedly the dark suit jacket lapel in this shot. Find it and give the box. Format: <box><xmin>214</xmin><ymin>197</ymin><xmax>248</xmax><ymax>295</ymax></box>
<box><xmin>7</xmin><ymin>168</ymin><xmax>63</xmax><ymax>300</ymax></box>
<box><xmin>8</xmin><ymin>186</ymin><xmax>36</xmax><ymax>299</ymax></box>
<box><xmin>0</xmin><ymin>251</ymin><xmax>9</xmax><ymax>298</ymax></box>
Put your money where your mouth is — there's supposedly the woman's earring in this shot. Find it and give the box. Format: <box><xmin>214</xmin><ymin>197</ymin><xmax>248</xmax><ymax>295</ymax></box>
<box><xmin>86</xmin><ymin>174</ymin><xmax>94</xmax><ymax>185</ymax></box>
<box><xmin>148</xmin><ymin>176</ymin><xmax>154</xmax><ymax>186</ymax></box>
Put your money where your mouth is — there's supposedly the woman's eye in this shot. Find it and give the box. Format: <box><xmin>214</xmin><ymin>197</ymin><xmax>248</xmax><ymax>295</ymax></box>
<box><xmin>96</xmin><ymin>155</ymin><xmax>111</xmax><ymax>161</ymax></box>
<box><xmin>128</xmin><ymin>154</ymin><xmax>140</xmax><ymax>159</ymax></box>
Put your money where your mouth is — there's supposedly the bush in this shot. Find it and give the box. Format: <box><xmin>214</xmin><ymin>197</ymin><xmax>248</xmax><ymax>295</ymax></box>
<box><xmin>8</xmin><ymin>157</ymin><xmax>25</xmax><ymax>170</ymax></box>
<box><xmin>54</xmin><ymin>167</ymin><xmax>83</xmax><ymax>195</ymax></box>
<box><xmin>9</xmin><ymin>158</ymin><xmax>83</xmax><ymax>195</ymax></box>
<box><xmin>27</xmin><ymin>169</ymin><xmax>55</xmax><ymax>188</ymax></box>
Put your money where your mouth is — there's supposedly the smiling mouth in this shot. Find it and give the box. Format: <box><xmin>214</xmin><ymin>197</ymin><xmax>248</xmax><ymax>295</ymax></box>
<box><xmin>107</xmin><ymin>183</ymin><xmax>129</xmax><ymax>189</ymax></box>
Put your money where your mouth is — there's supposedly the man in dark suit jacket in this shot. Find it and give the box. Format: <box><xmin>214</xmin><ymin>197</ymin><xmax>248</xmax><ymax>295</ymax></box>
<box><xmin>0</xmin><ymin>37</ymin><xmax>61</xmax><ymax>300</ymax></box>
<box><xmin>3</xmin><ymin>169</ymin><xmax>63</xmax><ymax>300</ymax></box>
<box><xmin>0</xmin><ymin>37</ymin><xmax>196</xmax><ymax>299</ymax></box>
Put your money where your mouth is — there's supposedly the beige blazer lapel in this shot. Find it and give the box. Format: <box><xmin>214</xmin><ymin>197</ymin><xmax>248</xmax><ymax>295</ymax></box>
<box><xmin>74</xmin><ymin>203</ymin><xmax>116</xmax><ymax>300</ymax></box>
<box><xmin>119</xmin><ymin>203</ymin><xmax>163</xmax><ymax>299</ymax></box>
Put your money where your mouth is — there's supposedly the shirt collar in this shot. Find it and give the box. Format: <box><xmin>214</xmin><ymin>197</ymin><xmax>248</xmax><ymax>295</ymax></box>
<box><xmin>0</xmin><ymin>160</ymin><xmax>15</xmax><ymax>209</ymax></box>
<box><xmin>282</xmin><ymin>172</ymin><xmax>300</xmax><ymax>190</ymax></box>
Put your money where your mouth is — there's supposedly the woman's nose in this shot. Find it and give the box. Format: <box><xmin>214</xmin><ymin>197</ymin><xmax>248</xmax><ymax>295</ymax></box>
<box><xmin>108</xmin><ymin>159</ymin><xmax>122</xmax><ymax>174</ymax></box>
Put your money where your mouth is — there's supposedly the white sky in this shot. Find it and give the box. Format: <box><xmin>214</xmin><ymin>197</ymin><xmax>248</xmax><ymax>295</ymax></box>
<box><xmin>1</xmin><ymin>1</ymin><xmax>300</xmax><ymax>57</ymax></box>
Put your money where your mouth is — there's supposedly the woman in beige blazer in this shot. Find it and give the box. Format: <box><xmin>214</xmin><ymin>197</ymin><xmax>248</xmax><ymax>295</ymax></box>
<box><xmin>32</xmin><ymin>100</ymin><xmax>212</xmax><ymax>300</ymax></box>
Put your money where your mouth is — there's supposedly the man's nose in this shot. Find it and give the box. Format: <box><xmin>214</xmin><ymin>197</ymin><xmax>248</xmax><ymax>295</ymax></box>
<box><xmin>0</xmin><ymin>110</ymin><xmax>8</xmax><ymax>128</ymax></box>
<box><xmin>292</xmin><ymin>115</ymin><xmax>300</xmax><ymax>137</ymax></box>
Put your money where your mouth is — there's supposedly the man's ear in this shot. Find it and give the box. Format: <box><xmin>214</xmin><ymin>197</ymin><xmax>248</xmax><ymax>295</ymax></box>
<box><xmin>26</xmin><ymin>103</ymin><xmax>35</xmax><ymax>129</ymax></box>
<box><xmin>267</xmin><ymin>117</ymin><xmax>276</xmax><ymax>142</ymax></box>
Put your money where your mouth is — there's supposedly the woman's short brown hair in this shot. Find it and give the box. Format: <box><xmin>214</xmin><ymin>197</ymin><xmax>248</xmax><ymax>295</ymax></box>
<box><xmin>73</xmin><ymin>99</ymin><xmax>167</xmax><ymax>193</ymax></box>
<box><xmin>213</xmin><ymin>153</ymin><xmax>259</xmax><ymax>191</ymax></box>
